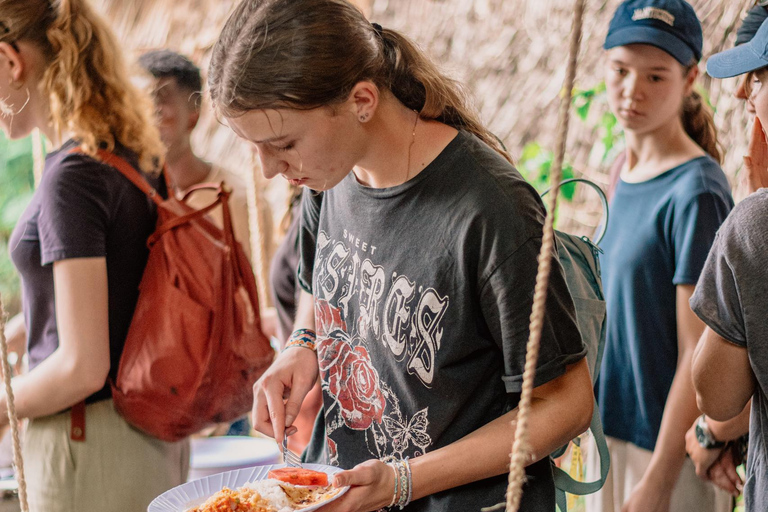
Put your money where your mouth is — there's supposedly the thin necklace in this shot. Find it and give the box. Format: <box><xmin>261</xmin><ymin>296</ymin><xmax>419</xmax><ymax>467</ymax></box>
<box><xmin>405</xmin><ymin>110</ymin><xmax>419</xmax><ymax>183</ymax></box>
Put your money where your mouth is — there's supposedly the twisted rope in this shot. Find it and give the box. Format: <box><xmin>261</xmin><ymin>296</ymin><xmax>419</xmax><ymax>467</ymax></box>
<box><xmin>0</xmin><ymin>295</ymin><xmax>29</xmax><ymax>512</ymax></box>
<box><xmin>245</xmin><ymin>155</ymin><xmax>274</xmax><ymax>309</ymax></box>
<box><xmin>503</xmin><ymin>0</ymin><xmax>586</xmax><ymax>510</ymax></box>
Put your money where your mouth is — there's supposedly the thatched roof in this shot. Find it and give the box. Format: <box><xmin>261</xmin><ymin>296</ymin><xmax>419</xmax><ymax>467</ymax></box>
<box><xmin>93</xmin><ymin>0</ymin><xmax>755</xmax><ymax>238</ymax></box>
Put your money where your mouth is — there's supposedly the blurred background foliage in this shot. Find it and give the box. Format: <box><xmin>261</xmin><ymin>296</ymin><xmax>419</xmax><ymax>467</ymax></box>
<box><xmin>0</xmin><ymin>134</ymin><xmax>36</xmax><ymax>317</ymax></box>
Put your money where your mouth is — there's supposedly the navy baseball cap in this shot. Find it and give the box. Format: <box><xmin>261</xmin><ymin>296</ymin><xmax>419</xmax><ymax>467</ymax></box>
<box><xmin>604</xmin><ymin>0</ymin><xmax>703</xmax><ymax>66</ymax></box>
<box><xmin>707</xmin><ymin>17</ymin><xmax>768</xmax><ymax>78</ymax></box>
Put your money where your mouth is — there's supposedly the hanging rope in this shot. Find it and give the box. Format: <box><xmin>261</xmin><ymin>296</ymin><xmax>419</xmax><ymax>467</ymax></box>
<box><xmin>0</xmin><ymin>295</ymin><xmax>29</xmax><ymax>512</ymax></box>
<box><xmin>245</xmin><ymin>155</ymin><xmax>274</xmax><ymax>310</ymax></box>
<box><xmin>503</xmin><ymin>0</ymin><xmax>586</xmax><ymax>510</ymax></box>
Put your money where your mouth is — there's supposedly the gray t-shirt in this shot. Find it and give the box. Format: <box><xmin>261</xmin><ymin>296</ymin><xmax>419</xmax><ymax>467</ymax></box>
<box><xmin>298</xmin><ymin>131</ymin><xmax>586</xmax><ymax>511</ymax></box>
<box><xmin>690</xmin><ymin>189</ymin><xmax>768</xmax><ymax>510</ymax></box>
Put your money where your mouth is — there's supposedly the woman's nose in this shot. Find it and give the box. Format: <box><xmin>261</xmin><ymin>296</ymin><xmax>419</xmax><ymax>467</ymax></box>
<box><xmin>735</xmin><ymin>75</ymin><xmax>749</xmax><ymax>101</ymax></box>
<box><xmin>257</xmin><ymin>149</ymin><xmax>288</xmax><ymax>180</ymax></box>
<box><xmin>622</xmin><ymin>74</ymin><xmax>641</xmax><ymax>101</ymax></box>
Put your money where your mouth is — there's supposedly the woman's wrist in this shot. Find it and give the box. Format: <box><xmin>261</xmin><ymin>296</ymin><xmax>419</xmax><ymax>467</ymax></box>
<box><xmin>382</xmin><ymin>456</ymin><xmax>413</xmax><ymax>509</ymax></box>
<box><xmin>283</xmin><ymin>328</ymin><xmax>317</xmax><ymax>352</ymax></box>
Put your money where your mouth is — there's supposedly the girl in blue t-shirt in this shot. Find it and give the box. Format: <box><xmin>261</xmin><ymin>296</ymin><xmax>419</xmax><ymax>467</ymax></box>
<box><xmin>588</xmin><ymin>1</ymin><xmax>734</xmax><ymax>512</ymax></box>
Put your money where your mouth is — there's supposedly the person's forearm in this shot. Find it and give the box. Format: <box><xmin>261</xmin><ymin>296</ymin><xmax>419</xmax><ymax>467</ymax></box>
<box><xmin>410</xmin><ymin>360</ymin><xmax>593</xmax><ymax>501</ymax></box>
<box><xmin>643</xmin><ymin>347</ymin><xmax>699</xmax><ymax>489</ymax></box>
<box><xmin>0</xmin><ymin>347</ymin><xmax>106</xmax><ymax>423</ymax></box>
<box><xmin>4</xmin><ymin>313</ymin><xmax>26</xmax><ymax>355</ymax></box>
<box><xmin>708</xmin><ymin>401</ymin><xmax>751</xmax><ymax>442</ymax></box>
<box><xmin>0</xmin><ymin>258</ymin><xmax>113</xmax><ymax>424</ymax></box>
<box><xmin>293</xmin><ymin>290</ymin><xmax>315</xmax><ymax>331</ymax></box>
<box><xmin>692</xmin><ymin>328</ymin><xmax>754</xmax><ymax>421</ymax></box>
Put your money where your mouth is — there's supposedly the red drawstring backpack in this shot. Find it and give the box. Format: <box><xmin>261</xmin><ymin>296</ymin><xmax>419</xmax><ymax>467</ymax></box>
<box><xmin>71</xmin><ymin>149</ymin><xmax>275</xmax><ymax>442</ymax></box>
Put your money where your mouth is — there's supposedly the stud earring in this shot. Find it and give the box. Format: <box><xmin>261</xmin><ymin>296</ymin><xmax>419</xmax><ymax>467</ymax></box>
<box><xmin>359</xmin><ymin>112</ymin><xmax>370</xmax><ymax>122</ymax></box>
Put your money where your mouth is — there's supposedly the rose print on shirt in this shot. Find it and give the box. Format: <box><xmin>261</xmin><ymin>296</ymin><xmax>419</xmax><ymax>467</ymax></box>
<box><xmin>313</xmin><ymin>231</ymin><xmax>444</xmax><ymax>462</ymax></box>
<box><xmin>316</xmin><ymin>298</ymin><xmax>348</xmax><ymax>336</ymax></box>
<box><xmin>319</xmin><ymin>334</ymin><xmax>386</xmax><ymax>430</ymax></box>
<box><xmin>326</xmin><ymin>437</ymin><xmax>338</xmax><ymax>466</ymax></box>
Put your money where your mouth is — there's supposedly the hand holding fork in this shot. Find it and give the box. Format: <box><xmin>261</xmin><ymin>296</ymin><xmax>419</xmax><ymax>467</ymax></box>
<box><xmin>282</xmin><ymin>432</ymin><xmax>302</xmax><ymax>467</ymax></box>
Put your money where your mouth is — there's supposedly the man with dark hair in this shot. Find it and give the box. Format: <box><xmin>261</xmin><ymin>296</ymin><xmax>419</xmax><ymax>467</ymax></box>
<box><xmin>138</xmin><ymin>49</ymin><xmax>255</xmax><ymax>261</ymax></box>
<box><xmin>139</xmin><ymin>49</ymin><xmax>265</xmax><ymax>437</ymax></box>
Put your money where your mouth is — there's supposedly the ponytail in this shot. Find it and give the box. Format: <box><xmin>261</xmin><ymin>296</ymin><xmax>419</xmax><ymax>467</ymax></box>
<box><xmin>0</xmin><ymin>0</ymin><xmax>164</xmax><ymax>172</ymax></box>
<box><xmin>41</xmin><ymin>0</ymin><xmax>164</xmax><ymax>172</ymax></box>
<box><xmin>376</xmin><ymin>28</ymin><xmax>511</xmax><ymax>163</ymax></box>
<box><xmin>679</xmin><ymin>64</ymin><xmax>722</xmax><ymax>164</ymax></box>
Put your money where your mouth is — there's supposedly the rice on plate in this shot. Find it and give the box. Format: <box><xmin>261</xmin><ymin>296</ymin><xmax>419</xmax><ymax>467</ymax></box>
<box><xmin>186</xmin><ymin>478</ymin><xmax>343</xmax><ymax>512</ymax></box>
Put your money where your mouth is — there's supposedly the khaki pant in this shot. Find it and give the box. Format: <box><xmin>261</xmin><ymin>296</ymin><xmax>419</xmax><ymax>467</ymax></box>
<box><xmin>24</xmin><ymin>399</ymin><xmax>189</xmax><ymax>512</ymax></box>
<box><xmin>585</xmin><ymin>436</ymin><xmax>732</xmax><ymax>512</ymax></box>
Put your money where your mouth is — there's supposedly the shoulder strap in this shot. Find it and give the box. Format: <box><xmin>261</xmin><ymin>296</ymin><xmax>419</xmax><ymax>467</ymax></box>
<box><xmin>180</xmin><ymin>182</ymin><xmax>225</xmax><ymax>203</ymax></box>
<box><xmin>147</xmin><ymin>189</ymin><xmax>229</xmax><ymax>247</ymax></box>
<box><xmin>542</xmin><ymin>178</ymin><xmax>609</xmax><ymax>246</ymax></box>
<box><xmin>70</xmin><ymin>146</ymin><xmax>164</xmax><ymax>207</ymax></box>
<box><xmin>97</xmin><ymin>149</ymin><xmax>164</xmax><ymax>207</ymax></box>
<box><xmin>553</xmin><ymin>399</ymin><xmax>611</xmax><ymax>511</ymax></box>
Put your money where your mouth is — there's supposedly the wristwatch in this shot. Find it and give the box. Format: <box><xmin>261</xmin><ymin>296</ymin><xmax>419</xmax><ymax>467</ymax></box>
<box><xmin>695</xmin><ymin>414</ymin><xmax>726</xmax><ymax>449</ymax></box>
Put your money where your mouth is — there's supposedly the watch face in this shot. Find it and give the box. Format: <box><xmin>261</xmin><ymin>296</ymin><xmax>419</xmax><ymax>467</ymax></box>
<box><xmin>696</xmin><ymin>418</ymin><xmax>723</xmax><ymax>449</ymax></box>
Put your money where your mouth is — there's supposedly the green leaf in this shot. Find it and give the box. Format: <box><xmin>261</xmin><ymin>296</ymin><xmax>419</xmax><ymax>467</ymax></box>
<box><xmin>520</xmin><ymin>142</ymin><xmax>542</xmax><ymax>161</ymax></box>
<box><xmin>559</xmin><ymin>165</ymin><xmax>576</xmax><ymax>201</ymax></box>
<box><xmin>576</xmin><ymin>101</ymin><xmax>591</xmax><ymax>121</ymax></box>
<box><xmin>0</xmin><ymin>131</ymin><xmax>36</xmax><ymax>314</ymax></box>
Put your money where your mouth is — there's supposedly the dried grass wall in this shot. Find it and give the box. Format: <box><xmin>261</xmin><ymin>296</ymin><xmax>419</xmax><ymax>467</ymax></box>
<box><xmin>94</xmin><ymin>0</ymin><xmax>755</xmax><ymax>238</ymax></box>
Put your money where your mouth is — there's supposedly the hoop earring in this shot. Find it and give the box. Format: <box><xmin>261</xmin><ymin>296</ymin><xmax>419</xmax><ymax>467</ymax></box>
<box><xmin>0</xmin><ymin>86</ymin><xmax>31</xmax><ymax>135</ymax></box>
<box><xmin>0</xmin><ymin>86</ymin><xmax>30</xmax><ymax>117</ymax></box>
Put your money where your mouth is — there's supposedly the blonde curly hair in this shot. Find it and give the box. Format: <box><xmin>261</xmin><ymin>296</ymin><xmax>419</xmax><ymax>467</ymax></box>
<box><xmin>0</xmin><ymin>0</ymin><xmax>164</xmax><ymax>173</ymax></box>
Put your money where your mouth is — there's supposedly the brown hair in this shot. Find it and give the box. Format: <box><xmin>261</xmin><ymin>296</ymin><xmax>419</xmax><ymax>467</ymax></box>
<box><xmin>279</xmin><ymin>184</ymin><xmax>302</xmax><ymax>236</ymax></box>
<box><xmin>208</xmin><ymin>0</ymin><xmax>510</xmax><ymax>162</ymax></box>
<box><xmin>0</xmin><ymin>0</ymin><xmax>164</xmax><ymax>172</ymax></box>
<box><xmin>682</xmin><ymin>65</ymin><xmax>722</xmax><ymax>164</ymax></box>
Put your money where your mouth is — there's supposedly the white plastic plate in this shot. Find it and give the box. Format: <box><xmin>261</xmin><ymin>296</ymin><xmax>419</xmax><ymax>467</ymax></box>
<box><xmin>148</xmin><ymin>463</ymin><xmax>349</xmax><ymax>512</ymax></box>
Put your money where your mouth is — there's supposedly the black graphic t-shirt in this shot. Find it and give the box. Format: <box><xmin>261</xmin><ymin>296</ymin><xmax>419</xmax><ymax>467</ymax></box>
<box><xmin>298</xmin><ymin>131</ymin><xmax>586</xmax><ymax>511</ymax></box>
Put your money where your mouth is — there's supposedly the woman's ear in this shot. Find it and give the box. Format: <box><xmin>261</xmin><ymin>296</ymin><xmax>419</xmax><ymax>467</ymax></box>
<box><xmin>0</xmin><ymin>42</ymin><xmax>25</xmax><ymax>85</ymax></box>
<box><xmin>684</xmin><ymin>64</ymin><xmax>700</xmax><ymax>96</ymax></box>
<box><xmin>347</xmin><ymin>81</ymin><xmax>379</xmax><ymax>123</ymax></box>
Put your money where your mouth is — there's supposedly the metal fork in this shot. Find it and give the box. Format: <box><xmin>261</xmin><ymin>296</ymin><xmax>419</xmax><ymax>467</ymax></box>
<box><xmin>282</xmin><ymin>433</ymin><xmax>302</xmax><ymax>467</ymax></box>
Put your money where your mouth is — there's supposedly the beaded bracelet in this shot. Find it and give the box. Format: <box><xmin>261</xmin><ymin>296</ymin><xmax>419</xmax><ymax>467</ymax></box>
<box><xmin>283</xmin><ymin>328</ymin><xmax>317</xmax><ymax>352</ymax></box>
<box><xmin>403</xmin><ymin>458</ymin><xmax>412</xmax><ymax>508</ymax></box>
<box><xmin>394</xmin><ymin>459</ymin><xmax>411</xmax><ymax>509</ymax></box>
<box><xmin>388</xmin><ymin>461</ymin><xmax>399</xmax><ymax>507</ymax></box>
<box><xmin>382</xmin><ymin>456</ymin><xmax>412</xmax><ymax>510</ymax></box>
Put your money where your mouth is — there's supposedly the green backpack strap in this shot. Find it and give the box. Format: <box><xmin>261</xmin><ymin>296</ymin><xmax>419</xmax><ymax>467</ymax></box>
<box><xmin>553</xmin><ymin>399</ymin><xmax>610</xmax><ymax>511</ymax></box>
<box><xmin>556</xmin><ymin>486</ymin><xmax>568</xmax><ymax>512</ymax></box>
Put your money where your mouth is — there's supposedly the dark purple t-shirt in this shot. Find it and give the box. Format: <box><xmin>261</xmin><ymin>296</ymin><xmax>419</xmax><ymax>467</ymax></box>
<box><xmin>269</xmin><ymin>202</ymin><xmax>302</xmax><ymax>343</ymax></box>
<box><xmin>8</xmin><ymin>139</ymin><xmax>164</xmax><ymax>406</ymax></box>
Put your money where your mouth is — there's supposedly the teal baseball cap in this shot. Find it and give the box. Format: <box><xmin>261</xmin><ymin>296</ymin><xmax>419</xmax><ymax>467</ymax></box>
<box><xmin>604</xmin><ymin>0</ymin><xmax>703</xmax><ymax>66</ymax></box>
